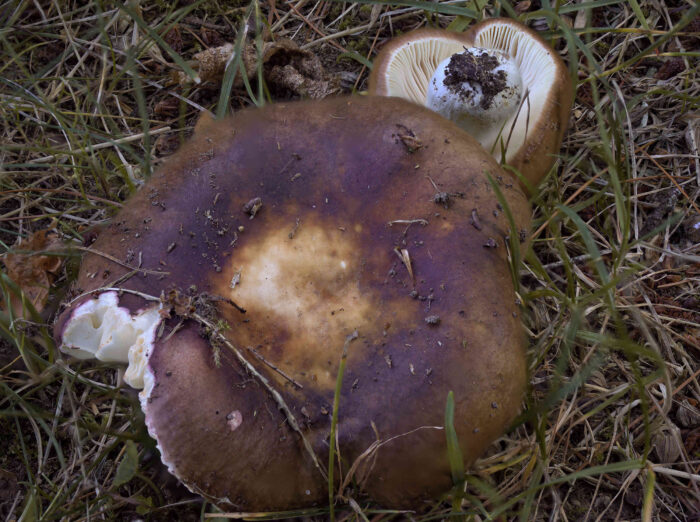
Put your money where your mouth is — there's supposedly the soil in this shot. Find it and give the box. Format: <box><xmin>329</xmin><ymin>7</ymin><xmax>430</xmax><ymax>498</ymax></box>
<box><xmin>443</xmin><ymin>50</ymin><xmax>508</xmax><ymax>110</ymax></box>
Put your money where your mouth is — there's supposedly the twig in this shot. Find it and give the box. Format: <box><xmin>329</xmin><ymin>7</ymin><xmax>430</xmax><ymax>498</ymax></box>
<box><xmin>0</xmin><ymin>188</ymin><xmax>122</xmax><ymax>207</ymax></box>
<box><xmin>29</xmin><ymin>127</ymin><xmax>171</xmax><ymax>164</ymax></box>
<box><xmin>394</xmin><ymin>248</ymin><xmax>414</xmax><ymax>285</ymax></box>
<box><xmin>387</xmin><ymin>219</ymin><xmax>428</xmax><ymax>226</ymax></box>
<box><xmin>642</xmin><ymin>148</ymin><xmax>700</xmax><ymax>215</ymax></box>
<box><xmin>194</xmin><ymin>312</ymin><xmax>328</xmax><ymax>481</ymax></box>
<box><xmin>74</xmin><ymin>246</ymin><xmax>169</xmax><ymax>276</ymax></box>
<box><xmin>651</xmin><ymin>466</ymin><xmax>700</xmax><ymax>482</ymax></box>
<box><xmin>300</xmin><ymin>22</ymin><xmax>373</xmax><ymax>50</ymax></box>
<box><xmin>248</xmin><ymin>347</ymin><xmax>303</xmax><ymax>389</ymax></box>
<box><xmin>287</xmin><ymin>2</ymin><xmax>347</xmax><ymax>53</ymax></box>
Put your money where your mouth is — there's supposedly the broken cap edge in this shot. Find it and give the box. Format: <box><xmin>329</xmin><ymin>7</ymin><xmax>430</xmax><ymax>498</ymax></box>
<box><xmin>57</xmin><ymin>291</ymin><xmax>162</xmax><ymax>389</ymax></box>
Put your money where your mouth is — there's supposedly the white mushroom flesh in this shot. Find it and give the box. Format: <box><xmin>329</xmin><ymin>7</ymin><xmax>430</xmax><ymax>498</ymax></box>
<box><xmin>59</xmin><ymin>291</ymin><xmax>162</xmax><ymax>388</ymax></box>
<box><xmin>425</xmin><ymin>47</ymin><xmax>523</xmax><ymax>130</ymax></box>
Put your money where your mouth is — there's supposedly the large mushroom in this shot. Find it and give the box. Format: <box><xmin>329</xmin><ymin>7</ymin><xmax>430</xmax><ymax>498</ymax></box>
<box><xmin>56</xmin><ymin>96</ymin><xmax>532</xmax><ymax>510</ymax></box>
<box><xmin>369</xmin><ymin>18</ymin><xmax>573</xmax><ymax>187</ymax></box>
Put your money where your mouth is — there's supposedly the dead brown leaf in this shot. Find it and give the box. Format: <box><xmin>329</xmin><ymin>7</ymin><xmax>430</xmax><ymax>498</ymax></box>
<box><xmin>154</xmin><ymin>97</ymin><xmax>180</xmax><ymax>117</ymax></box>
<box><xmin>684</xmin><ymin>426</ymin><xmax>700</xmax><ymax>455</ymax></box>
<box><xmin>514</xmin><ymin>1</ymin><xmax>531</xmax><ymax>14</ymax></box>
<box><xmin>200</xmin><ymin>26</ymin><xmax>226</xmax><ymax>47</ymax></box>
<box><xmin>3</xmin><ymin>229</ymin><xmax>65</xmax><ymax>315</ymax></box>
<box><xmin>164</xmin><ymin>25</ymin><xmax>184</xmax><ymax>54</ymax></box>
<box><xmin>655</xmin><ymin>57</ymin><xmax>686</xmax><ymax>80</ymax></box>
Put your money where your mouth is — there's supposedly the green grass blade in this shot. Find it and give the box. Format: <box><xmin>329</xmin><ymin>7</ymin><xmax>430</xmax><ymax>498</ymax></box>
<box><xmin>556</xmin><ymin>205</ymin><xmax>611</xmax><ymax>287</ymax></box>
<box><xmin>112</xmin><ymin>440</ymin><xmax>139</xmax><ymax>488</ymax></box>
<box><xmin>118</xmin><ymin>3</ymin><xmax>199</xmax><ymax>84</ymax></box>
<box><xmin>328</xmin><ymin>331</ymin><xmax>357</xmax><ymax>522</ymax></box>
<box><xmin>444</xmin><ymin>391</ymin><xmax>464</xmax><ymax>486</ymax></box>
<box><xmin>216</xmin><ymin>1</ymin><xmax>256</xmax><ymax>118</ymax></box>
<box><xmin>328</xmin><ymin>0</ymin><xmax>477</xmax><ymax>19</ymax></box>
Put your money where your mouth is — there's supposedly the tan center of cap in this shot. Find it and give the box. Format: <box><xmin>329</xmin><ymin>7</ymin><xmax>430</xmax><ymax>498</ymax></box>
<box><xmin>225</xmin><ymin>222</ymin><xmax>376</xmax><ymax>389</ymax></box>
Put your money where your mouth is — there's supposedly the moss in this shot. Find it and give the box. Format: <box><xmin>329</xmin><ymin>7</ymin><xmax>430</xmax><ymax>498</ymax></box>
<box><xmin>595</xmin><ymin>41</ymin><xmax>611</xmax><ymax>55</ymax></box>
<box><xmin>327</xmin><ymin>3</ymin><xmax>342</xmax><ymax>21</ymax></box>
<box><xmin>359</xmin><ymin>4</ymin><xmax>374</xmax><ymax>17</ymax></box>
<box><xmin>338</xmin><ymin>16</ymin><xmax>354</xmax><ymax>31</ymax></box>
<box><xmin>347</xmin><ymin>36</ymin><xmax>370</xmax><ymax>55</ymax></box>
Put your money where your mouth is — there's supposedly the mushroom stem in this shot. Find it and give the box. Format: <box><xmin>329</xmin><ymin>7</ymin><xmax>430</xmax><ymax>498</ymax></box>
<box><xmin>425</xmin><ymin>47</ymin><xmax>523</xmax><ymax>139</ymax></box>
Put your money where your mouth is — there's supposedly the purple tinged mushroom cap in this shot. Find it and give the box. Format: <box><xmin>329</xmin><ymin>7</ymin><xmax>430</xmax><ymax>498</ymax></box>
<box><xmin>56</xmin><ymin>96</ymin><xmax>530</xmax><ymax>510</ymax></box>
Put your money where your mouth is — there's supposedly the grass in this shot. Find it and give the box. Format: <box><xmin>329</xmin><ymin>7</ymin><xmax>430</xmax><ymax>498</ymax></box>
<box><xmin>1</xmin><ymin>0</ymin><xmax>699</xmax><ymax>520</ymax></box>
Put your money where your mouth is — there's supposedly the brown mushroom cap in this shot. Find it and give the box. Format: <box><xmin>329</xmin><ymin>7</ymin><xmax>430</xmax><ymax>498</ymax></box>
<box><xmin>368</xmin><ymin>18</ymin><xmax>573</xmax><ymax>188</ymax></box>
<box><xmin>56</xmin><ymin>96</ymin><xmax>530</xmax><ymax>510</ymax></box>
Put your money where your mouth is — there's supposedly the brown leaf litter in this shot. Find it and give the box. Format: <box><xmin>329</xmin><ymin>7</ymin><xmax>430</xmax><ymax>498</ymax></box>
<box><xmin>172</xmin><ymin>39</ymin><xmax>340</xmax><ymax>99</ymax></box>
<box><xmin>2</xmin><ymin>229</ymin><xmax>65</xmax><ymax>316</ymax></box>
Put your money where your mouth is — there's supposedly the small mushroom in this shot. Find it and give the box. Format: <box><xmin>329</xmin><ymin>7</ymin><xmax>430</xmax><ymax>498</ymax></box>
<box><xmin>55</xmin><ymin>97</ymin><xmax>530</xmax><ymax>510</ymax></box>
<box><xmin>369</xmin><ymin>18</ymin><xmax>573</xmax><ymax>187</ymax></box>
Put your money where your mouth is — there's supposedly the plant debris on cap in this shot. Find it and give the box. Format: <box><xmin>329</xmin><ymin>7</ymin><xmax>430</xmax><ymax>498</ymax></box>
<box><xmin>369</xmin><ymin>18</ymin><xmax>573</xmax><ymax>188</ymax></box>
<box><xmin>55</xmin><ymin>96</ymin><xmax>531</xmax><ymax>510</ymax></box>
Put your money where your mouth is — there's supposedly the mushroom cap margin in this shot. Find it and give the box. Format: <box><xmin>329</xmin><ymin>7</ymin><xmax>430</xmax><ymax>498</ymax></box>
<box><xmin>465</xmin><ymin>17</ymin><xmax>574</xmax><ymax>188</ymax></box>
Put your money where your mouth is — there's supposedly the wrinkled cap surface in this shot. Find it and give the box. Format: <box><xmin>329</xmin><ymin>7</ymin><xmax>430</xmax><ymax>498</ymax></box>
<box><xmin>369</xmin><ymin>18</ymin><xmax>573</xmax><ymax>188</ymax></box>
<box><xmin>56</xmin><ymin>96</ymin><xmax>530</xmax><ymax>511</ymax></box>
